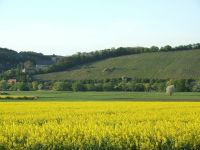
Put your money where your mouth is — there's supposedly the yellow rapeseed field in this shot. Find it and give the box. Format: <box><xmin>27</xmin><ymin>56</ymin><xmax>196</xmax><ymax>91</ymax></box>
<box><xmin>0</xmin><ymin>102</ymin><xmax>200</xmax><ymax>150</ymax></box>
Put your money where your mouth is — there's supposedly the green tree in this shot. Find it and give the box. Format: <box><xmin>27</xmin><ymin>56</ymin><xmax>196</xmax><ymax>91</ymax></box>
<box><xmin>38</xmin><ymin>84</ymin><xmax>43</xmax><ymax>91</ymax></box>
<box><xmin>174</xmin><ymin>79</ymin><xmax>186</xmax><ymax>92</ymax></box>
<box><xmin>150</xmin><ymin>46</ymin><xmax>159</xmax><ymax>52</ymax></box>
<box><xmin>72</xmin><ymin>82</ymin><xmax>85</xmax><ymax>92</ymax></box>
<box><xmin>166</xmin><ymin>79</ymin><xmax>174</xmax><ymax>86</ymax></box>
<box><xmin>15</xmin><ymin>82</ymin><xmax>29</xmax><ymax>91</ymax></box>
<box><xmin>32</xmin><ymin>81</ymin><xmax>39</xmax><ymax>91</ymax></box>
<box><xmin>103</xmin><ymin>82</ymin><xmax>114</xmax><ymax>91</ymax></box>
<box><xmin>52</xmin><ymin>82</ymin><xmax>66</xmax><ymax>91</ymax></box>
<box><xmin>94</xmin><ymin>83</ymin><xmax>103</xmax><ymax>91</ymax></box>
<box><xmin>144</xmin><ymin>83</ymin><xmax>151</xmax><ymax>92</ymax></box>
<box><xmin>85</xmin><ymin>84</ymin><xmax>96</xmax><ymax>91</ymax></box>
<box><xmin>160</xmin><ymin>45</ymin><xmax>172</xmax><ymax>51</ymax></box>
<box><xmin>0</xmin><ymin>80</ymin><xmax>7</xmax><ymax>91</ymax></box>
<box><xmin>134</xmin><ymin>83</ymin><xmax>145</xmax><ymax>91</ymax></box>
<box><xmin>192</xmin><ymin>83</ymin><xmax>200</xmax><ymax>92</ymax></box>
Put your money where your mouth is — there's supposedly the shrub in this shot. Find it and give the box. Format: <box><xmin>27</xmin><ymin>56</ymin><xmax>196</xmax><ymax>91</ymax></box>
<box><xmin>0</xmin><ymin>92</ymin><xmax>9</xmax><ymax>95</ymax></box>
<box><xmin>0</xmin><ymin>96</ymin><xmax>37</xmax><ymax>100</ymax></box>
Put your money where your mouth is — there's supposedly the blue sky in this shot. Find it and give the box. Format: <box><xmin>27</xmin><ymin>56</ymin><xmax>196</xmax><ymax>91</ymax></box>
<box><xmin>0</xmin><ymin>0</ymin><xmax>200</xmax><ymax>55</ymax></box>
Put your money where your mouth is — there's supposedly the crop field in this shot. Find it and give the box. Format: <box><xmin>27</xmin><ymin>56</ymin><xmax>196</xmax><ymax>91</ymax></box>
<box><xmin>1</xmin><ymin>91</ymin><xmax>200</xmax><ymax>101</ymax></box>
<box><xmin>0</xmin><ymin>102</ymin><xmax>200</xmax><ymax>149</ymax></box>
<box><xmin>35</xmin><ymin>49</ymin><xmax>200</xmax><ymax>80</ymax></box>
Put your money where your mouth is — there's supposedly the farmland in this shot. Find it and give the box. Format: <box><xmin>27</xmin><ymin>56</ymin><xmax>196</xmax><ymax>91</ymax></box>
<box><xmin>1</xmin><ymin>91</ymin><xmax>200</xmax><ymax>149</ymax></box>
<box><xmin>1</xmin><ymin>91</ymin><xmax>200</xmax><ymax>101</ymax></box>
<box><xmin>35</xmin><ymin>49</ymin><xmax>200</xmax><ymax>80</ymax></box>
<box><xmin>0</xmin><ymin>102</ymin><xmax>200</xmax><ymax>149</ymax></box>
<box><xmin>1</xmin><ymin>0</ymin><xmax>199</xmax><ymax>149</ymax></box>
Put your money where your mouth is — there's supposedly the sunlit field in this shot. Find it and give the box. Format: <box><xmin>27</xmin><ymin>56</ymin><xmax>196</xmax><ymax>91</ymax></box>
<box><xmin>2</xmin><ymin>91</ymin><xmax>200</xmax><ymax>101</ymax></box>
<box><xmin>0</xmin><ymin>102</ymin><xmax>200</xmax><ymax>149</ymax></box>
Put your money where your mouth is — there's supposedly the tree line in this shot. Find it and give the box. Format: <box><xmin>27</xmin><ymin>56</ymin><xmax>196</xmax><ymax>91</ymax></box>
<box><xmin>1</xmin><ymin>78</ymin><xmax>200</xmax><ymax>92</ymax></box>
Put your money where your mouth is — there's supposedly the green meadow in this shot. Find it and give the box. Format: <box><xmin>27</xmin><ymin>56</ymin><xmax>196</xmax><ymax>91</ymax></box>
<box><xmin>1</xmin><ymin>91</ymin><xmax>200</xmax><ymax>101</ymax></box>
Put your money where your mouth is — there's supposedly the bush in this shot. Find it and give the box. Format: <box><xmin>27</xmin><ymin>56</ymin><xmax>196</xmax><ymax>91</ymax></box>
<box><xmin>0</xmin><ymin>92</ymin><xmax>9</xmax><ymax>95</ymax></box>
<box><xmin>174</xmin><ymin>80</ymin><xmax>187</xmax><ymax>92</ymax></box>
<box><xmin>0</xmin><ymin>96</ymin><xmax>37</xmax><ymax>100</ymax></box>
<box><xmin>72</xmin><ymin>82</ymin><xmax>86</xmax><ymax>92</ymax></box>
<box><xmin>103</xmin><ymin>83</ymin><xmax>114</xmax><ymax>91</ymax></box>
<box><xmin>192</xmin><ymin>84</ymin><xmax>200</xmax><ymax>92</ymax></box>
<box><xmin>52</xmin><ymin>82</ymin><xmax>72</xmax><ymax>91</ymax></box>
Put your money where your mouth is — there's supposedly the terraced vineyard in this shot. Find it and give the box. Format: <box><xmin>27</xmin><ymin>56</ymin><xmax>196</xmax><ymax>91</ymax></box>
<box><xmin>35</xmin><ymin>49</ymin><xmax>200</xmax><ymax>80</ymax></box>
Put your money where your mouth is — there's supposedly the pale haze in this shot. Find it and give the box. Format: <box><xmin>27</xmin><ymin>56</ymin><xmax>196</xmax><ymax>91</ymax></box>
<box><xmin>0</xmin><ymin>0</ymin><xmax>200</xmax><ymax>55</ymax></box>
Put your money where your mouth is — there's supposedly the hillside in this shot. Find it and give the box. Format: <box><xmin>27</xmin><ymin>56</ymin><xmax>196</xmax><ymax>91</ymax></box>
<box><xmin>44</xmin><ymin>44</ymin><xmax>200</xmax><ymax>73</ymax></box>
<box><xmin>34</xmin><ymin>49</ymin><xmax>200</xmax><ymax>80</ymax></box>
<box><xmin>0</xmin><ymin>47</ymin><xmax>56</xmax><ymax>72</ymax></box>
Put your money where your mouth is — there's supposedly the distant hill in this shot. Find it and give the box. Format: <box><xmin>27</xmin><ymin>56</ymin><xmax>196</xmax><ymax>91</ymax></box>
<box><xmin>34</xmin><ymin>49</ymin><xmax>200</xmax><ymax>80</ymax></box>
<box><xmin>0</xmin><ymin>47</ymin><xmax>57</xmax><ymax>72</ymax></box>
<box><xmin>43</xmin><ymin>43</ymin><xmax>200</xmax><ymax>74</ymax></box>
